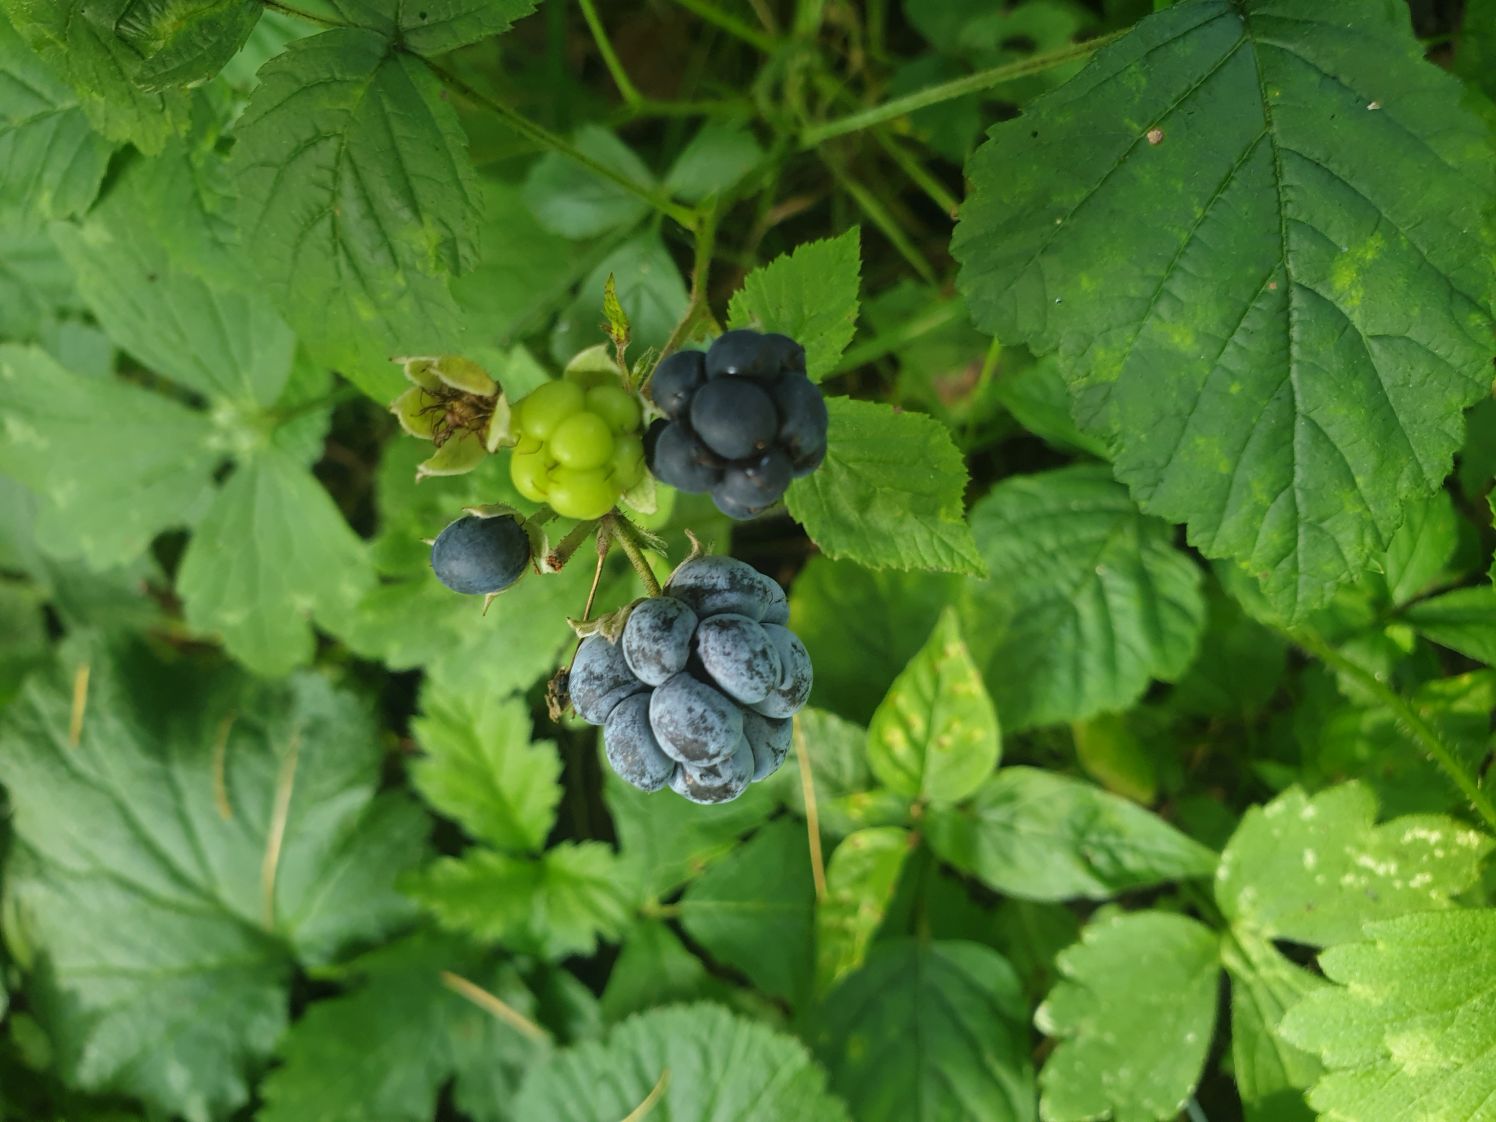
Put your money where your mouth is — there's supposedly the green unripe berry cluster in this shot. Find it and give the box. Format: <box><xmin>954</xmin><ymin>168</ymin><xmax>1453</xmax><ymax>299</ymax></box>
<box><xmin>509</xmin><ymin>375</ymin><xmax>645</xmax><ymax>520</ymax></box>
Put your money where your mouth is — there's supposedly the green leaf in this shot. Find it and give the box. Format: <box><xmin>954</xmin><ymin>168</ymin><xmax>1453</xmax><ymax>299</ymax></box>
<box><xmin>1455</xmin><ymin>0</ymin><xmax>1496</xmax><ymax>100</ymax></box>
<box><xmin>233</xmin><ymin>27</ymin><xmax>479</xmax><ymax>401</ymax></box>
<box><xmin>786</xmin><ymin>398</ymin><xmax>984</xmax><ymax>575</ymax></box>
<box><xmin>1036</xmin><ymin>911</ymin><xmax>1219</xmax><ymax>1122</ymax></box>
<box><xmin>1280</xmin><ymin>910</ymin><xmax>1496</xmax><ymax>1122</ymax></box>
<box><xmin>405</xmin><ymin>842</ymin><xmax>631</xmax><ymax>960</ymax></box>
<box><xmin>0</xmin><ymin>12</ymin><xmax>112</xmax><ymax>219</ymax></box>
<box><xmin>990</xmin><ymin>351</ymin><xmax>1110</xmax><ymax>458</ymax></box>
<box><xmin>0</xmin><ymin>0</ymin><xmax>190</xmax><ymax>152</ymax></box>
<box><xmin>409</xmin><ymin>681</ymin><xmax>561</xmax><ymax>854</ymax></box>
<box><xmin>1167</xmin><ymin>584</ymin><xmax>1287</xmax><ymax>718</ymax></box>
<box><xmin>322</xmin><ymin>0</ymin><xmax>539</xmax><ymax>54</ymax></box>
<box><xmin>257</xmin><ymin>932</ymin><xmax>545</xmax><ymax>1122</ymax></box>
<box><xmin>927</xmin><ymin>767</ymin><xmax>1217</xmax><ymax>901</ymax></box>
<box><xmin>1373</xmin><ymin>488</ymin><xmax>1460</xmax><ymax>607</ymax></box>
<box><xmin>176</xmin><ymin>447</ymin><xmax>374</xmax><ymax>677</ymax></box>
<box><xmin>599</xmin><ymin>921</ymin><xmax>721</xmax><ymax>1023</ymax></box>
<box><xmin>0</xmin><ymin>640</ymin><xmax>428</xmax><ymax>1120</ymax></box>
<box><xmin>1221</xmin><ymin>929</ymin><xmax>1324</xmax><ymax>1122</ymax></box>
<box><xmin>961</xmin><ymin>465</ymin><xmax>1206</xmax><ymax>730</ymax></box>
<box><xmin>954</xmin><ymin>0</ymin><xmax>1496</xmax><ymax>619</ymax></box>
<box><xmin>550</xmin><ymin>230</ymin><xmax>688</xmax><ymax>363</ymax></box>
<box><xmin>517</xmin><ymin>1003</ymin><xmax>851</xmax><ymax>1122</ymax></box>
<box><xmin>114</xmin><ymin>0</ymin><xmax>262</xmax><ymax>88</ymax></box>
<box><xmin>765</xmin><ymin>707</ymin><xmax>878</xmax><ymax>840</ymax></box>
<box><xmin>678</xmin><ymin>818</ymin><xmax>815</xmax><ymax>1004</ymax></box>
<box><xmin>1214</xmin><ymin>783</ymin><xmax>1491</xmax><ymax>946</ymax></box>
<box><xmin>523</xmin><ymin>125</ymin><xmax>654</xmax><ymax>239</ymax></box>
<box><xmin>1404</xmin><ymin>584</ymin><xmax>1496</xmax><ymax>664</ymax></box>
<box><xmin>728</xmin><ymin>228</ymin><xmax>861</xmax><ymax>382</ymax></box>
<box><xmin>0</xmin><ymin>344</ymin><xmax>219</xmax><ymax>567</ymax></box>
<box><xmin>866</xmin><ymin>608</ymin><xmax>999</xmax><ymax>803</ymax></box>
<box><xmin>52</xmin><ymin>150</ymin><xmax>296</xmax><ymax>411</ymax></box>
<box><xmin>815</xmin><ymin>827</ymin><xmax>911</xmax><ymax>994</ymax></box>
<box><xmin>788</xmin><ymin>556</ymin><xmax>956</xmax><ymax>725</ymax></box>
<box><xmin>664</xmin><ymin>120</ymin><xmax>764</xmax><ymax>204</ymax></box>
<box><xmin>815</xmin><ymin>939</ymin><xmax>1034</xmax><ymax>1122</ymax></box>
<box><xmin>0</xmin><ymin>222</ymin><xmax>83</xmax><ymax>340</ymax></box>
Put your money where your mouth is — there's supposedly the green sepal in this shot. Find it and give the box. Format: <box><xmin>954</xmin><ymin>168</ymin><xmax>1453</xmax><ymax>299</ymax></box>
<box><xmin>391</xmin><ymin>386</ymin><xmax>440</xmax><ymax>440</ymax></box>
<box><xmin>416</xmin><ymin>431</ymin><xmax>486</xmax><ymax>479</ymax></box>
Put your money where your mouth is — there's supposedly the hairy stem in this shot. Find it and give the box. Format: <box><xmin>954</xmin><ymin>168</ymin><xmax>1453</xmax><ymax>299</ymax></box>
<box><xmin>607</xmin><ymin>515</ymin><xmax>663</xmax><ymax>596</ymax></box>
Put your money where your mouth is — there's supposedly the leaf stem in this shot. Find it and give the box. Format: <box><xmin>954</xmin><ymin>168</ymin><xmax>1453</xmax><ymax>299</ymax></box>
<box><xmin>576</xmin><ymin>0</ymin><xmax>644</xmax><ymax>106</ymax></box>
<box><xmin>819</xmin><ymin>152</ymin><xmax>936</xmax><ymax>283</ymax></box>
<box><xmin>68</xmin><ymin>662</ymin><xmax>90</xmax><ymax>749</ymax></box>
<box><xmin>800</xmin><ymin>30</ymin><xmax>1126</xmax><ymax>147</ymax></box>
<box><xmin>544</xmin><ymin>520</ymin><xmax>598</xmax><ymax>573</ymax></box>
<box><xmin>654</xmin><ymin>205</ymin><xmax>723</xmax><ymax>371</ymax></box>
<box><xmin>259</xmin><ymin>728</ymin><xmax>302</xmax><ymax>929</ymax></box>
<box><xmin>794</xmin><ymin>717</ymin><xmax>828</xmax><ymax>900</ymax></box>
<box><xmin>1292</xmin><ymin>629</ymin><xmax>1496</xmax><ymax>831</ymax></box>
<box><xmin>421</xmin><ymin>59</ymin><xmax>698</xmax><ymax>232</ymax></box>
<box><xmin>871</xmin><ymin>130</ymin><xmax>960</xmax><ymax>218</ymax></box>
<box><xmin>668</xmin><ymin>0</ymin><xmax>777</xmax><ymax>52</ymax></box>
<box><xmin>440</xmin><ymin>971</ymin><xmax>552</xmax><ymax>1044</ymax></box>
<box><xmin>621</xmin><ymin>1068</ymin><xmax>671</xmax><ymax>1122</ymax></box>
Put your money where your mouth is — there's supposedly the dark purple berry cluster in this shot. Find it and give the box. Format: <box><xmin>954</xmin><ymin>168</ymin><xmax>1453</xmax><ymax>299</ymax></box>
<box><xmin>644</xmin><ymin>329</ymin><xmax>829</xmax><ymax>520</ymax></box>
<box><xmin>567</xmin><ymin>556</ymin><xmax>813</xmax><ymax>804</ymax></box>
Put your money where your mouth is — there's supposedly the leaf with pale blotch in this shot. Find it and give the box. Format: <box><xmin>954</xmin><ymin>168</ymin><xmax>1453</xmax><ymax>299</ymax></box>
<box><xmin>1221</xmin><ymin>929</ymin><xmax>1324</xmax><ymax>1122</ymax></box>
<box><xmin>1036</xmin><ymin>911</ymin><xmax>1219</xmax><ymax>1122</ymax></box>
<box><xmin>1280</xmin><ymin>910</ymin><xmax>1496</xmax><ymax>1122</ymax></box>
<box><xmin>728</xmin><ymin>229</ymin><xmax>861</xmax><ymax>383</ymax></box>
<box><xmin>815</xmin><ymin>827</ymin><xmax>911</xmax><ymax>994</ymax></box>
<box><xmin>1214</xmin><ymin>783</ymin><xmax>1490</xmax><ymax>947</ymax></box>
<box><xmin>866</xmin><ymin>609</ymin><xmax>999</xmax><ymax>804</ymax></box>
<box><xmin>955</xmin><ymin>0</ymin><xmax>1496</xmax><ymax>620</ymax></box>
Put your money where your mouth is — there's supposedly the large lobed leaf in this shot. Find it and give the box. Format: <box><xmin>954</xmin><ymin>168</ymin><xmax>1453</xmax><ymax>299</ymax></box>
<box><xmin>0</xmin><ymin>640</ymin><xmax>428</xmax><ymax>1121</ymax></box>
<box><xmin>954</xmin><ymin>0</ymin><xmax>1496</xmax><ymax>619</ymax></box>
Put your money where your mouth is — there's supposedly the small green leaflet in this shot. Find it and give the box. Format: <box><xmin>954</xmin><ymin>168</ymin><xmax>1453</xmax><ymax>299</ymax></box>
<box><xmin>1280</xmin><ymin>910</ymin><xmax>1496</xmax><ymax>1122</ymax></box>
<box><xmin>234</xmin><ymin>28</ymin><xmax>480</xmax><ymax>401</ymax></box>
<box><xmin>113</xmin><ymin>0</ymin><xmax>263</xmax><ymax>89</ymax></box>
<box><xmin>728</xmin><ymin>228</ymin><xmax>861</xmax><ymax>382</ymax></box>
<box><xmin>177</xmin><ymin>446</ymin><xmax>373</xmax><ymax>678</ymax></box>
<box><xmin>1404</xmin><ymin>584</ymin><xmax>1496</xmax><ymax>665</ymax></box>
<box><xmin>0</xmin><ymin>0</ymin><xmax>190</xmax><ymax>151</ymax></box>
<box><xmin>866</xmin><ymin>609</ymin><xmax>999</xmax><ymax>804</ymax></box>
<box><xmin>954</xmin><ymin>0</ymin><xmax>1496</xmax><ymax>619</ymax></box>
<box><xmin>517</xmin><ymin>1003</ymin><xmax>851</xmax><ymax>1122</ymax></box>
<box><xmin>765</xmin><ymin>706</ymin><xmax>876</xmax><ymax>840</ymax></box>
<box><xmin>404</xmin><ymin>842</ymin><xmax>631</xmax><ymax>960</ymax></box>
<box><xmin>665</xmin><ymin>120</ymin><xmax>764</xmax><ymax>204</ymax></box>
<box><xmin>815</xmin><ymin>939</ymin><xmax>1034</xmax><ymax>1122</ymax></box>
<box><xmin>1220</xmin><ymin>929</ymin><xmax>1324</xmax><ymax>1122</ymax></box>
<box><xmin>962</xmin><ymin>465</ymin><xmax>1205</xmax><ymax>730</ymax></box>
<box><xmin>1373</xmin><ymin>488</ymin><xmax>1459</xmax><ymax>607</ymax></box>
<box><xmin>1036</xmin><ymin>911</ymin><xmax>1219</xmax><ymax>1122</ymax></box>
<box><xmin>927</xmin><ymin>767</ymin><xmax>1217</xmax><ymax>901</ymax></box>
<box><xmin>409</xmin><ymin>681</ymin><xmax>561</xmax><ymax>854</ymax></box>
<box><xmin>550</xmin><ymin>230</ymin><xmax>688</xmax><ymax>363</ymax></box>
<box><xmin>815</xmin><ymin>827</ymin><xmax>911</xmax><ymax>994</ymax></box>
<box><xmin>0</xmin><ymin>222</ymin><xmax>83</xmax><ymax>339</ymax></box>
<box><xmin>787</xmin><ymin>398</ymin><xmax>984</xmax><ymax>575</ymax></box>
<box><xmin>523</xmin><ymin>125</ymin><xmax>655</xmax><ymax>239</ymax></box>
<box><xmin>677</xmin><ymin>818</ymin><xmax>815</xmax><ymax>1004</ymax></box>
<box><xmin>1214</xmin><ymin>783</ymin><xmax>1491</xmax><ymax>946</ymax></box>
<box><xmin>599</xmin><ymin>921</ymin><xmax>722</xmax><ymax>1022</ymax></box>
<box><xmin>0</xmin><ymin>640</ymin><xmax>428</xmax><ymax>1120</ymax></box>
<box><xmin>0</xmin><ymin>11</ymin><xmax>111</xmax><ymax>219</ymax></box>
<box><xmin>316</xmin><ymin>0</ymin><xmax>540</xmax><ymax>54</ymax></box>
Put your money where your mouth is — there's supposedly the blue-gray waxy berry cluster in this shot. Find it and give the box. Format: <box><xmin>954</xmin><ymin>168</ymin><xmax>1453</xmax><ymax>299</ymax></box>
<box><xmin>568</xmin><ymin>555</ymin><xmax>813</xmax><ymax>804</ymax></box>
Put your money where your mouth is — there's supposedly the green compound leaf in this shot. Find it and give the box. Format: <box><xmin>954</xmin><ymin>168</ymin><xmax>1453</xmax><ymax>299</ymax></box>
<box><xmin>678</xmin><ymin>818</ymin><xmax>815</xmax><ymax>1004</ymax></box>
<box><xmin>1404</xmin><ymin>584</ymin><xmax>1496</xmax><ymax>665</ymax></box>
<box><xmin>0</xmin><ymin>640</ymin><xmax>428</xmax><ymax>1120</ymax></box>
<box><xmin>234</xmin><ymin>27</ymin><xmax>480</xmax><ymax>401</ymax></box>
<box><xmin>786</xmin><ymin>398</ymin><xmax>984</xmax><ymax>576</ymax></box>
<box><xmin>0</xmin><ymin>0</ymin><xmax>190</xmax><ymax>152</ymax></box>
<box><xmin>1280</xmin><ymin>910</ymin><xmax>1496</xmax><ymax>1122</ymax></box>
<box><xmin>961</xmin><ymin>465</ymin><xmax>1206</xmax><ymax>731</ymax></box>
<box><xmin>523</xmin><ymin>124</ymin><xmax>655</xmax><ymax>240</ymax></box>
<box><xmin>815</xmin><ymin>939</ymin><xmax>1034</xmax><ymax>1122</ymax></box>
<box><xmin>0</xmin><ymin>12</ymin><xmax>112</xmax><ymax>219</ymax></box>
<box><xmin>866</xmin><ymin>608</ymin><xmax>1000</xmax><ymax>804</ymax></box>
<box><xmin>729</xmin><ymin>228</ymin><xmax>861</xmax><ymax>383</ymax></box>
<box><xmin>113</xmin><ymin>0</ymin><xmax>262</xmax><ymax>89</ymax></box>
<box><xmin>0</xmin><ymin>344</ymin><xmax>219</xmax><ymax>567</ymax></box>
<box><xmin>517</xmin><ymin>1003</ymin><xmax>851</xmax><ymax>1122</ymax></box>
<box><xmin>1221</xmin><ymin>929</ymin><xmax>1324</xmax><ymax>1122</ymax></box>
<box><xmin>177</xmin><ymin>447</ymin><xmax>374</xmax><ymax>678</ymax></box>
<box><xmin>409</xmin><ymin>681</ymin><xmax>561</xmax><ymax>855</ymax></box>
<box><xmin>954</xmin><ymin>0</ymin><xmax>1496</xmax><ymax>620</ymax></box>
<box><xmin>405</xmin><ymin>842</ymin><xmax>631</xmax><ymax>960</ymax></box>
<box><xmin>258</xmin><ymin>932</ymin><xmax>546</xmax><ymax>1122</ymax></box>
<box><xmin>1036</xmin><ymin>911</ymin><xmax>1219</xmax><ymax>1122</ymax></box>
<box><xmin>1214</xmin><ymin>783</ymin><xmax>1491</xmax><ymax>946</ymax></box>
<box><xmin>815</xmin><ymin>827</ymin><xmax>911</xmax><ymax>994</ymax></box>
<box><xmin>927</xmin><ymin>767</ymin><xmax>1217</xmax><ymax>901</ymax></box>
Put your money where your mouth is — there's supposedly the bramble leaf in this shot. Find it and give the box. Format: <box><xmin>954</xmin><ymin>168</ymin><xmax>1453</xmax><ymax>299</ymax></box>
<box><xmin>1221</xmin><ymin>929</ymin><xmax>1324</xmax><ymax>1122</ymax></box>
<box><xmin>961</xmin><ymin>465</ymin><xmax>1206</xmax><ymax>730</ymax></box>
<box><xmin>524</xmin><ymin>125</ymin><xmax>654</xmax><ymax>240</ymax></box>
<box><xmin>1404</xmin><ymin>584</ymin><xmax>1496</xmax><ymax>664</ymax></box>
<box><xmin>728</xmin><ymin>228</ymin><xmax>861</xmax><ymax>382</ymax></box>
<box><xmin>1280</xmin><ymin>910</ymin><xmax>1496</xmax><ymax>1122</ymax></box>
<box><xmin>954</xmin><ymin>0</ymin><xmax>1496</xmax><ymax>619</ymax></box>
<box><xmin>114</xmin><ymin>0</ymin><xmax>262</xmax><ymax>88</ymax></box>
<box><xmin>815</xmin><ymin>827</ymin><xmax>911</xmax><ymax>994</ymax></box>
<box><xmin>1036</xmin><ymin>911</ymin><xmax>1219</xmax><ymax>1122</ymax></box>
<box><xmin>786</xmin><ymin>398</ymin><xmax>984</xmax><ymax>576</ymax></box>
<box><xmin>927</xmin><ymin>767</ymin><xmax>1217</xmax><ymax>901</ymax></box>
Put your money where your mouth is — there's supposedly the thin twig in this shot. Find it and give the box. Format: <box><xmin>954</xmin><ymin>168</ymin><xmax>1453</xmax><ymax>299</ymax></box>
<box><xmin>794</xmin><ymin>717</ymin><xmax>827</xmax><ymax>900</ymax></box>
<box><xmin>260</xmin><ymin>728</ymin><xmax>302</xmax><ymax>929</ymax></box>
<box><xmin>801</xmin><ymin>30</ymin><xmax>1126</xmax><ymax>147</ymax></box>
<box><xmin>655</xmin><ymin>206</ymin><xmax>723</xmax><ymax>371</ymax></box>
<box><xmin>620</xmin><ymin>1068</ymin><xmax>671</xmax><ymax>1122</ymax></box>
<box><xmin>441</xmin><ymin>970</ymin><xmax>552</xmax><ymax>1044</ymax></box>
<box><xmin>211</xmin><ymin>714</ymin><xmax>238</xmax><ymax>821</ymax></box>
<box><xmin>820</xmin><ymin>152</ymin><xmax>936</xmax><ymax>283</ymax></box>
<box><xmin>68</xmin><ymin>663</ymin><xmax>90</xmax><ymax>749</ymax></box>
<box><xmin>608</xmin><ymin>515</ymin><xmax>662</xmax><ymax>597</ymax></box>
<box><xmin>669</xmin><ymin>0</ymin><xmax>776</xmax><ymax>51</ymax></box>
<box><xmin>577</xmin><ymin>0</ymin><xmax>644</xmax><ymax>106</ymax></box>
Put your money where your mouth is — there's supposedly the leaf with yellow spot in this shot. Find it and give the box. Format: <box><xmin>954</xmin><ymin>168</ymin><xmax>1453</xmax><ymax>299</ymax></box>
<box><xmin>815</xmin><ymin>827</ymin><xmax>911</xmax><ymax>994</ymax></box>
